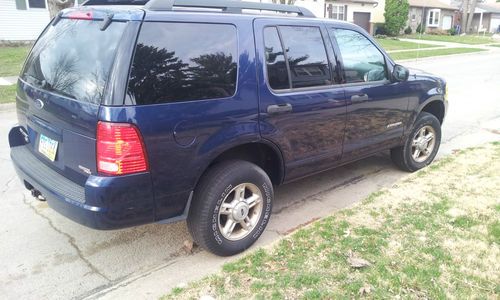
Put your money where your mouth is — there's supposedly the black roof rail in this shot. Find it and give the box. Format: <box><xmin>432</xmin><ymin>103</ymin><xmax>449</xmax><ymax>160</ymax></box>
<box><xmin>82</xmin><ymin>0</ymin><xmax>316</xmax><ymax>18</ymax></box>
<box><xmin>82</xmin><ymin>0</ymin><xmax>149</xmax><ymax>5</ymax></box>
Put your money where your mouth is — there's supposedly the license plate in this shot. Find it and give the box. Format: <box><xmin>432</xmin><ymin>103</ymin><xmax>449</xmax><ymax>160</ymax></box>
<box><xmin>38</xmin><ymin>134</ymin><xmax>58</xmax><ymax>161</ymax></box>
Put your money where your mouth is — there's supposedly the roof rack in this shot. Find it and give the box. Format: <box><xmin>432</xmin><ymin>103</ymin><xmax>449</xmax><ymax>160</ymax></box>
<box><xmin>82</xmin><ymin>0</ymin><xmax>316</xmax><ymax>18</ymax></box>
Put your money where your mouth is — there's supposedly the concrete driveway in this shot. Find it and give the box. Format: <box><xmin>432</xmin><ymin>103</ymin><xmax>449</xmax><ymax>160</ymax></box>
<box><xmin>1</xmin><ymin>49</ymin><xmax>499</xmax><ymax>300</ymax></box>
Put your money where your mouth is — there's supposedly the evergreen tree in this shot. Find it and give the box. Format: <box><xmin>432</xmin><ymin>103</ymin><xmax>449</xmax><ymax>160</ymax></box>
<box><xmin>384</xmin><ymin>0</ymin><xmax>410</xmax><ymax>36</ymax></box>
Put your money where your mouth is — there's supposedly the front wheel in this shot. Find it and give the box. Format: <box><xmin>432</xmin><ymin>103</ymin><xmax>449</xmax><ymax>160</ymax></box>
<box><xmin>391</xmin><ymin>112</ymin><xmax>442</xmax><ymax>172</ymax></box>
<box><xmin>187</xmin><ymin>160</ymin><xmax>273</xmax><ymax>256</ymax></box>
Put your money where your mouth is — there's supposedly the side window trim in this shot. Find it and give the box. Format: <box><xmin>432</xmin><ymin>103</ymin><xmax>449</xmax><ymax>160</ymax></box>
<box><xmin>263</xmin><ymin>24</ymin><xmax>339</xmax><ymax>94</ymax></box>
<box><xmin>328</xmin><ymin>26</ymin><xmax>391</xmax><ymax>86</ymax></box>
<box><xmin>320</xmin><ymin>23</ymin><xmax>342</xmax><ymax>85</ymax></box>
<box><xmin>275</xmin><ymin>26</ymin><xmax>294</xmax><ymax>90</ymax></box>
<box><xmin>325</xmin><ymin>24</ymin><xmax>346</xmax><ymax>84</ymax></box>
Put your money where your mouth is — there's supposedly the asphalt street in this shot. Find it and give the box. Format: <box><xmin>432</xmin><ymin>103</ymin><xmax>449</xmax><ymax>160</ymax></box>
<box><xmin>1</xmin><ymin>48</ymin><xmax>499</xmax><ymax>299</ymax></box>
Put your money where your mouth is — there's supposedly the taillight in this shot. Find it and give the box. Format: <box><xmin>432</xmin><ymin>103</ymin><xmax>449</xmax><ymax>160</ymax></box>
<box><xmin>97</xmin><ymin>122</ymin><xmax>148</xmax><ymax>176</ymax></box>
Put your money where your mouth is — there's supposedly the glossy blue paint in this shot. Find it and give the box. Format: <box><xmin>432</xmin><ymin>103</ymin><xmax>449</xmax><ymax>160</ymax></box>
<box><xmin>9</xmin><ymin>7</ymin><xmax>448</xmax><ymax>230</ymax></box>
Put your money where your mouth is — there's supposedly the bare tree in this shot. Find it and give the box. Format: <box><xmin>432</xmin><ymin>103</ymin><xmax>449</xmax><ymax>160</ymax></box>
<box><xmin>461</xmin><ymin>0</ymin><xmax>469</xmax><ymax>32</ymax></box>
<box><xmin>47</xmin><ymin>0</ymin><xmax>75</xmax><ymax>19</ymax></box>
<box><xmin>466</xmin><ymin>0</ymin><xmax>478</xmax><ymax>32</ymax></box>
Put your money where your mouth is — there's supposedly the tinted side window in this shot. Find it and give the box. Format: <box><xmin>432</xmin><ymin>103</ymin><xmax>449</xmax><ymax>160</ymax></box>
<box><xmin>127</xmin><ymin>23</ymin><xmax>238</xmax><ymax>105</ymax></box>
<box><xmin>264</xmin><ymin>27</ymin><xmax>290</xmax><ymax>90</ymax></box>
<box><xmin>331</xmin><ymin>29</ymin><xmax>387</xmax><ymax>83</ymax></box>
<box><xmin>279</xmin><ymin>26</ymin><xmax>332</xmax><ymax>88</ymax></box>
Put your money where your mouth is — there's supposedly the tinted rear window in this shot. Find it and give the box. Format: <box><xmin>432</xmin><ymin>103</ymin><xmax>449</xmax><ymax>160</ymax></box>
<box><xmin>21</xmin><ymin>19</ymin><xmax>126</xmax><ymax>104</ymax></box>
<box><xmin>126</xmin><ymin>22</ymin><xmax>238</xmax><ymax>105</ymax></box>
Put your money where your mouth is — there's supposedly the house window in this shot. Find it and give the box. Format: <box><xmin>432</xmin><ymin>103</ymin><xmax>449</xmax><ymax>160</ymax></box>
<box><xmin>15</xmin><ymin>0</ymin><xmax>47</xmax><ymax>10</ymax></box>
<box><xmin>428</xmin><ymin>9</ymin><xmax>440</xmax><ymax>27</ymax></box>
<box><xmin>411</xmin><ymin>14</ymin><xmax>416</xmax><ymax>22</ymax></box>
<box><xmin>328</xmin><ymin>4</ymin><xmax>345</xmax><ymax>20</ymax></box>
<box><xmin>28</xmin><ymin>0</ymin><xmax>46</xmax><ymax>8</ymax></box>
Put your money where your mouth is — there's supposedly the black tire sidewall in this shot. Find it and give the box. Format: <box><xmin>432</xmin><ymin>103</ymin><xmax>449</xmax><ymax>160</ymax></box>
<box><xmin>404</xmin><ymin>113</ymin><xmax>442</xmax><ymax>171</ymax></box>
<box><xmin>193</xmin><ymin>161</ymin><xmax>273</xmax><ymax>256</ymax></box>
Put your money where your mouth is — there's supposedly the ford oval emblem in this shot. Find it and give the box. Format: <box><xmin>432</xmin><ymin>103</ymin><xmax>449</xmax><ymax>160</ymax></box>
<box><xmin>34</xmin><ymin>99</ymin><xmax>44</xmax><ymax>110</ymax></box>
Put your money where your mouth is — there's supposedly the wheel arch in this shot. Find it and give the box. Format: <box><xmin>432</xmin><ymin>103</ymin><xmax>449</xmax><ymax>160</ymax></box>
<box><xmin>420</xmin><ymin>99</ymin><xmax>445</xmax><ymax>124</ymax></box>
<box><xmin>196</xmin><ymin>140</ymin><xmax>285</xmax><ymax>189</ymax></box>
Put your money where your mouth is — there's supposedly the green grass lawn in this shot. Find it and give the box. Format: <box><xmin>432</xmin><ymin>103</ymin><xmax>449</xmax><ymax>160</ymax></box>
<box><xmin>0</xmin><ymin>85</ymin><xmax>17</xmax><ymax>104</ymax></box>
<box><xmin>390</xmin><ymin>47</ymin><xmax>486</xmax><ymax>60</ymax></box>
<box><xmin>404</xmin><ymin>34</ymin><xmax>494</xmax><ymax>45</ymax></box>
<box><xmin>488</xmin><ymin>44</ymin><xmax>500</xmax><ymax>47</ymax></box>
<box><xmin>165</xmin><ymin>142</ymin><xmax>500</xmax><ymax>299</ymax></box>
<box><xmin>0</xmin><ymin>46</ymin><xmax>30</xmax><ymax>77</ymax></box>
<box><xmin>376</xmin><ymin>38</ymin><xmax>442</xmax><ymax>51</ymax></box>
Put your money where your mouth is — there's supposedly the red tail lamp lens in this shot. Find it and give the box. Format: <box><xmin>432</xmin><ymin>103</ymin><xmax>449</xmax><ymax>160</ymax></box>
<box><xmin>97</xmin><ymin>122</ymin><xmax>148</xmax><ymax>175</ymax></box>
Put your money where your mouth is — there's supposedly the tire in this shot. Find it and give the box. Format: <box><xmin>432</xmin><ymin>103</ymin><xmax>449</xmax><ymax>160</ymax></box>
<box><xmin>187</xmin><ymin>160</ymin><xmax>273</xmax><ymax>256</ymax></box>
<box><xmin>391</xmin><ymin>112</ymin><xmax>442</xmax><ymax>172</ymax></box>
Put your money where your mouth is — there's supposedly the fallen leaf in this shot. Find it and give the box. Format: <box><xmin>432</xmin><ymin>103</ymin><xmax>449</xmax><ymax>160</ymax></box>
<box><xmin>183</xmin><ymin>240</ymin><xmax>194</xmax><ymax>253</ymax></box>
<box><xmin>358</xmin><ymin>284</ymin><xmax>372</xmax><ymax>296</ymax></box>
<box><xmin>347</xmin><ymin>250</ymin><xmax>371</xmax><ymax>268</ymax></box>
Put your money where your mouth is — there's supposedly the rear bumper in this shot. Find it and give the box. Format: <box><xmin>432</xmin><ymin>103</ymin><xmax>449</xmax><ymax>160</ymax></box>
<box><xmin>10</xmin><ymin>140</ymin><xmax>155</xmax><ymax>230</ymax></box>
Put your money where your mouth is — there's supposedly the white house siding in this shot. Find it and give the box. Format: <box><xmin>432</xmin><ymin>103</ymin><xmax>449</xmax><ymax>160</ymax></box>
<box><xmin>295</xmin><ymin>0</ymin><xmax>325</xmax><ymax>18</ymax></box>
<box><xmin>0</xmin><ymin>0</ymin><xmax>51</xmax><ymax>41</ymax></box>
<box><xmin>245</xmin><ymin>0</ymin><xmax>326</xmax><ymax>17</ymax></box>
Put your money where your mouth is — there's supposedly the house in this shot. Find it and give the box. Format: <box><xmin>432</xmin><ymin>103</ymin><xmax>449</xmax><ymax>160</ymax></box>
<box><xmin>407</xmin><ymin>0</ymin><xmax>458</xmax><ymax>33</ymax></box>
<box><xmin>257</xmin><ymin>0</ymin><xmax>385</xmax><ymax>35</ymax></box>
<box><xmin>0</xmin><ymin>0</ymin><xmax>51</xmax><ymax>41</ymax></box>
<box><xmin>470</xmin><ymin>2</ymin><xmax>500</xmax><ymax>33</ymax></box>
<box><xmin>323</xmin><ymin>0</ymin><xmax>386</xmax><ymax>34</ymax></box>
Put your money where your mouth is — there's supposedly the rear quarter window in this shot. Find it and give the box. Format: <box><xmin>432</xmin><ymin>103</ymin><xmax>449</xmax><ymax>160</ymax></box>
<box><xmin>127</xmin><ymin>22</ymin><xmax>238</xmax><ymax>105</ymax></box>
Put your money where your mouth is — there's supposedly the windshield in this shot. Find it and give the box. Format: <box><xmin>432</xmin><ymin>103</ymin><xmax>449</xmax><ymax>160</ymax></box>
<box><xmin>21</xmin><ymin>19</ymin><xmax>126</xmax><ymax>104</ymax></box>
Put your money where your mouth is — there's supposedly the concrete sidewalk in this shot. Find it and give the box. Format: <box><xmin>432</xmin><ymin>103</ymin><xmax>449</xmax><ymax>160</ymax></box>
<box><xmin>399</xmin><ymin>38</ymin><xmax>496</xmax><ymax>50</ymax></box>
<box><xmin>0</xmin><ymin>76</ymin><xmax>17</xmax><ymax>86</ymax></box>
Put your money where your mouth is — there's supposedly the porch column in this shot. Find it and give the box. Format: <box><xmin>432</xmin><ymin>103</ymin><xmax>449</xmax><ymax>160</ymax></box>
<box><xmin>478</xmin><ymin>11</ymin><xmax>483</xmax><ymax>33</ymax></box>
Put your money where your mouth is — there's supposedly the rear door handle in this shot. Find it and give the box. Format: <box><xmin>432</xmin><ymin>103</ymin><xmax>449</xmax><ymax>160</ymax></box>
<box><xmin>351</xmin><ymin>94</ymin><xmax>369</xmax><ymax>103</ymax></box>
<box><xmin>267</xmin><ymin>103</ymin><xmax>293</xmax><ymax>115</ymax></box>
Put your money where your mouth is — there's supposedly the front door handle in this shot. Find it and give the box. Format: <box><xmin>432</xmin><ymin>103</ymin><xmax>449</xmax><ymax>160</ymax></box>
<box><xmin>267</xmin><ymin>103</ymin><xmax>293</xmax><ymax>115</ymax></box>
<box><xmin>351</xmin><ymin>94</ymin><xmax>369</xmax><ymax>103</ymax></box>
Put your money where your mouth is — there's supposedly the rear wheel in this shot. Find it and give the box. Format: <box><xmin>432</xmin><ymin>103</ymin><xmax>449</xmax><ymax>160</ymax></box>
<box><xmin>391</xmin><ymin>112</ymin><xmax>441</xmax><ymax>172</ymax></box>
<box><xmin>187</xmin><ymin>160</ymin><xmax>273</xmax><ymax>256</ymax></box>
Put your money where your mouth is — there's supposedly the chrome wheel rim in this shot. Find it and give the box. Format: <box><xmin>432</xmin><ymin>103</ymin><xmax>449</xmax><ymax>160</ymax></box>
<box><xmin>218</xmin><ymin>183</ymin><xmax>263</xmax><ymax>241</ymax></box>
<box><xmin>411</xmin><ymin>125</ymin><xmax>436</xmax><ymax>163</ymax></box>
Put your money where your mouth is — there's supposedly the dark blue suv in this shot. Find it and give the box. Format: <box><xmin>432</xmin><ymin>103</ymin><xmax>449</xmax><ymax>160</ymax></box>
<box><xmin>9</xmin><ymin>0</ymin><xmax>447</xmax><ymax>256</ymax></box>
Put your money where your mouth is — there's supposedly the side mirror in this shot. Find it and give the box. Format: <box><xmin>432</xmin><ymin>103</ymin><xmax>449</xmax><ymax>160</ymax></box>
<box><xmin>392</xmin><ymin>64</ymin><xmax>409</xmax><ymax>82</ymax></box>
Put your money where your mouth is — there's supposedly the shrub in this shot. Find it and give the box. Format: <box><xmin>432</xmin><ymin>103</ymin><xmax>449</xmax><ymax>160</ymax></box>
<box><xmin>375</xmin><ymin>24</ymin><xmax>387</xmax><ymax>36</ymax></box>
<box><xmin>404</xmin><ymin>26</ymin><xmax>412</xmax><ymax>34</ymax></box>
<box><xmin>449</xmin><ymin>27</ymin><xmax>458</xmax><ymax>35</ymax></box>
<box><xmin>427</xmin><ymin>29</ymin><xmax>449</xmax><ymax>35</ymax></box>
<box><xmin>416</xmin><ymin>23</ymin><xmax>425</xmax><ymax>34</ymax></box>
<box><xmin>384</xmin><ymin>0</ymin><xmax>410</xmax><ymax>36</ymax></box>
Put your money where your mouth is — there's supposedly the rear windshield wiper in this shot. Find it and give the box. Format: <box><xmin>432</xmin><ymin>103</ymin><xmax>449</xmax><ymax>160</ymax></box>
<box><xmin>25</xmin><ymin>74</ymin><xmax>44</xmax><ymax>88</ymax></box>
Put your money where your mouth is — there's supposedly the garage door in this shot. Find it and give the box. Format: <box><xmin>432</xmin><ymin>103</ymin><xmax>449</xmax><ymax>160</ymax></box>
<box><xmin>353</xmin><ymin>12</ymin><xmax>371</xmax><ymax>33</ymax></box>
<box><xmin>490</xmin><ymin>16</ymin><xmax>500</xmax><ymax>33</ymax></box>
